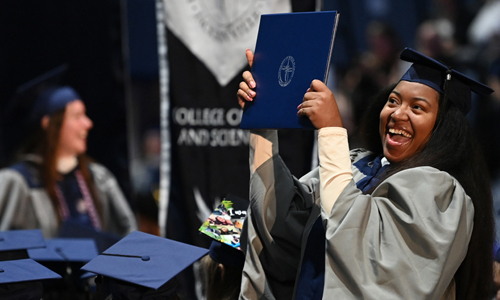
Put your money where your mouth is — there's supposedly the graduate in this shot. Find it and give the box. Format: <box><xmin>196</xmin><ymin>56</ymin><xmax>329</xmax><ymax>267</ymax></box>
<box><xmin>0</xmin><ymin>66</ymin><xmax>137</xmax><ymax>239</ymax></box>
<box><xmin>198</xmin><ymin>196</ymin><xmax>247</xmax><ymax>300</ymax></box>
<box><xmin>236</xmin><ymin>48</ymin><xmax>495</xmax><ymax>300</ymax></box>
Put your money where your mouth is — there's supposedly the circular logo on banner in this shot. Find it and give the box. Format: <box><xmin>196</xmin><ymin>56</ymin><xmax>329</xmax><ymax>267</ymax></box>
<box><xmin>278</xmin><ymin>56</ymin><xmax>295</xmax><ymax>87</ymax></box>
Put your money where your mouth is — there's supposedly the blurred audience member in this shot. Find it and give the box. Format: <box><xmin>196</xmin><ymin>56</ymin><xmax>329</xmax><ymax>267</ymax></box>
<box><xmin>130</xmin><ymin>128</ymin><xmax>160</xmax><ymax>235</ymax></box>
<box><xmin>415</xmin><ymin>18</ymin><xmax>456</xmax><ymax>61</ymax></box>
<box><xmin>0</xmin><ymin>75</ymin><xmax>137</xmax><ymax>239</ymax></box>
<box><xmin>338</xmin><ymin>21</ymin><xmax>405</xmax><ymax>146</ymax></box>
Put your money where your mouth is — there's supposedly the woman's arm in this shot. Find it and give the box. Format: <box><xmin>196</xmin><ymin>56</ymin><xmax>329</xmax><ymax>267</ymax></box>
<box><xmin>241</xmin><ymin>129</ymin><xmax>320</xmax><ymax>300</ymax></box>
<box><xmin>317</xmin><ymin>127</ymin><xmax>353</xmax><ymax>213</ymax></box>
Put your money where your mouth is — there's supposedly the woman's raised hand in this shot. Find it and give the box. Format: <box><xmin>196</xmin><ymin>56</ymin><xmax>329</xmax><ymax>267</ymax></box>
<box><xmin>297</xmin><ymin>79</ymin><xmax>343</xmax><ymax>129</ymax></box>
<box><xmin>237</xmin><ymin>49</ymin><xmax>256</xmax><ymax>109</ymax></box>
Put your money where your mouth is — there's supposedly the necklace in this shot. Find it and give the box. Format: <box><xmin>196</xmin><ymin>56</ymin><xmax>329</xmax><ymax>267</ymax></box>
<box><xmin>54</xmin><ymin>169</ymin><xmax>101</xmax><ymax>230</ymax></box>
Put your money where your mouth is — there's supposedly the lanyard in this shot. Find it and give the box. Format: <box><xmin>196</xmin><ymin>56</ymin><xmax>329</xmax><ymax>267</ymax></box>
<box><xmin>55</xmin><ymin>170</ymin><xmax>101</xmax><ymax>230</ymax></box>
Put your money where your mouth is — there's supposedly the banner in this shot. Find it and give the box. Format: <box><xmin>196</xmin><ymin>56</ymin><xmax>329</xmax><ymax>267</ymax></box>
<box><xmin>164</xmin><ymin>0</ymin><xmax>291</xmax><ymax>86</ymax></box>
<box><xmin>162</xmin><ymin>1</ymin><xmax>318</xmax><ymax>298</ymax></box>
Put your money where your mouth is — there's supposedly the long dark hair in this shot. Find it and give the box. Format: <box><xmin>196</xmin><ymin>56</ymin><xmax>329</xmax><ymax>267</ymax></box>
<box><xmin>359</xmin><ymin>83</ymin><xmax>494</xmax><ymax>300</ymax></box>
<box><xmin>38</xmin><ymin>109</ymin><xmax>103</xmax><ymax>225</ymax></box>
<box><xmin>201</xmin><ymin>254</ymin><xmax>242</xmax><ymax>300</ymax></box>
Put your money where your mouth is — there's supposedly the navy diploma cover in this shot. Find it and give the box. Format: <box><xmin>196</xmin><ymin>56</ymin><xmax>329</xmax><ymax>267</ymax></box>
<box><xmin>240</xmin><ymin>11</ymin><xmax>340</xmax><ymax>129</ymax></box>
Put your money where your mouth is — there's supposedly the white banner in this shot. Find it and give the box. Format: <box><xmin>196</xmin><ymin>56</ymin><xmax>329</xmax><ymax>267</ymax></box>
<box><xmin>164</xmin><ymin>0</ymin><xmax>291</xmax><ymax>86</ymax></box>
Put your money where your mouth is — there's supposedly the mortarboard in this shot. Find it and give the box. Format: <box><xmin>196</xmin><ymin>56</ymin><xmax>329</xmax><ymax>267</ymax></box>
<box><xmin>30</xmin><ymin>86</ymin><xmax>81</xmax><ymax>121</ymax></box>
<box><xmin>0</xmin><ymin>259</ymin><xmax>61</xmax><ymax>284</ymax></box>
<box><xmin>199</xmin><ymin>194</ymin><xmax>248</xmax><ymax>251</ymax></box>
<box><xmin>59</xmin><ymin>219</ymin><xmax>120</xmax><ymax>253</ymax></box>
<box><xmin>81</xmin><ymin>231</ymin><xmax>209</xmax><ymax>290</ymax></box>
<box><xmin>27</xmin><ymin>238</ymin><xmax>99</xmax><ymax>299</ymax></box>
<box><xmin>4</xmin><ymin>64</ymin><xmax>80</xmax><ymax>124</ymax></box>
<box><xmin>199</xmin><ymin>194</ymin><xmax>248</xmax><ymax>268</ymax></box>
<box><xmin>27</xmin><ymin>238</ymin><xmax>99</xmax><ymax>263</ymax></box>
<box><xmin>5</xmin><ymin>64</ymin><xmax>70</xmax><ymax>121</ymax></box>
<box><xmin>0</xmin><ymin>229</ymin><xmax>45</xmax><ymax>259</ymax></box>
<box><xmin>208</xmin><ymin>241</ymin><xmax>245</xmax><ymax>268</ymax></box>
<box><xmin>1</xmin><ymin>65</ymin><xmax>78</xmax><ymax>160</ymax></box>
<box><xmin>399</xmin><ymin>47</ymin><xmax>494</xmax><ymax>114</ymax></box>
<box><xmin>0</xmin><ymin>230</ymin><xmax>61</xmax><ymax>300</ymax></box>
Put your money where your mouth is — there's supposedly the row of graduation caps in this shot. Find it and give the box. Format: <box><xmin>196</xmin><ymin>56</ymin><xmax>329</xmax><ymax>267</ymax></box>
<box><xmin>0</xmin><ymin>228</ymin><xmax>209</xmax><ymax>299</ymax></box>
<box><xmin>0</xmin><ymin>194</ymin><xmax>248</xmax><ymax>299</ymax></box>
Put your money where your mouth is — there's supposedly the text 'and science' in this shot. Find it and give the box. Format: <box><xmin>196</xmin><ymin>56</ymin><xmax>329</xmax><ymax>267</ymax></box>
<box><xmin>173</xmin><ymin>107</ymin><xmax>250</xmax><ymax>147</ymax></box>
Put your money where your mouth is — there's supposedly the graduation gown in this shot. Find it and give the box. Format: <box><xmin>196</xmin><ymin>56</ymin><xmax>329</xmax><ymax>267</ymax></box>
<box><xmin>0</xmin><ymin>157</ymin><xmax>137</xmax><ymax>238</ymax></box>
<box><xmin>239</xmin><ymin>130</ymin><xmax>472</xmax><ymax>300</ymax></box>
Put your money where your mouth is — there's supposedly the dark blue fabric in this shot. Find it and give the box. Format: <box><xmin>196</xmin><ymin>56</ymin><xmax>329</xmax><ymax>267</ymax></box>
<box><xmin>58</xmin><ymin>170</ymin><xmax>93</xmax><ymax>229</ymax></box>
<box><xmin>9</xmin><ymin>162</ymin><xmax>93</xmax><ymax>229</ymax></box>
<box><xmin>294</xmin><ymin>154</ymin><xmax>387</xmax><ymax>299</ymax></box>
<box><xmin>295</xmin><ymin>217</ymin><xmax>325</xmax><ymax>300</ymax></box>
<box><xmin>31</xmin><ymin>86</ymin><xmax>80</xmax><ymax>121</ymax></box>
<box><xmin>9</xmin><ymin>162</ymin><xmax>42</xmax><ymax>188</ymax></box>
<box><xmin>495</xmin><ymin>240</ymin><xmax>500</xmax><ymax>263</ymax></box>
<box><xmin>208</xmin><ymin>241</ymin><xmax>244</xmax><ymax>268</ymax></box>
<box><xmin>353</xmin><ymin>154</ymin><xmax>388</xmax><ymax>193</ymax></box>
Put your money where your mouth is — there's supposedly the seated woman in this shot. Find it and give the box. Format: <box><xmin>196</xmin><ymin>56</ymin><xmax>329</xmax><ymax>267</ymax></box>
<box><xmin>236</xmin><ymin>48</ymin><xmax>494</xmax><ymax>300</ymax></box>
<box><xmin>0</xmin><ymin>84</ymin><xmax>137</xmax><ymax>238</ymax></box>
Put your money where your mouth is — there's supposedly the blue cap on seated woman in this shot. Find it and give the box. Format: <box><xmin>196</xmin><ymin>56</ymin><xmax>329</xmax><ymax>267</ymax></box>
<box><xmin>399</xmin><ymin>47</ymin><xmax>494</xmax><ymax>114</ymax></box>
<box><xmin>31</xmin><ymin>86</ymin><xmax>81</xmax><ymax>121</ymax></box>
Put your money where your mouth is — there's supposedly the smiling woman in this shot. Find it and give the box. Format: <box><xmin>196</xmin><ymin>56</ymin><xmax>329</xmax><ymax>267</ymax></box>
<box><xmin>379</xmin><ymin>80</ymin><xmax>440</xmax><ymax>163</ymax></box>
<box><xmin>237</xmin><ymin>48</ymin><xmax>495</xmax><ymax>300</ymax></box>
<box><xmin>0</xmin><ymin>85</ymin><xmax>137</xmax><ymax>240</ymax></box>
<box><xmin>54</xmin><ymin>100</ymin><xmax>93</xmax><ymax>158</ymax></box>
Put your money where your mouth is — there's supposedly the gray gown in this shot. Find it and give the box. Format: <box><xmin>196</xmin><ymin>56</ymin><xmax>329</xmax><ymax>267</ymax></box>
<box><xmin>240</xmin><ymin>134</ymin><xmax>473</xmax><ymax>300</ymax></box>
<box><xmin>0</xmin><ymin>158</ymin><xmax>137</xmax><ymax>238</ymax></box>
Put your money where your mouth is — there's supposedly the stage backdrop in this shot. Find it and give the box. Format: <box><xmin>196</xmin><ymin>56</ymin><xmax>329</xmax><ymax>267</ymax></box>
<box><xmin>162</xmin><ymin>0</ymin><xmax>318</xmax><ymax>251</ymax></box>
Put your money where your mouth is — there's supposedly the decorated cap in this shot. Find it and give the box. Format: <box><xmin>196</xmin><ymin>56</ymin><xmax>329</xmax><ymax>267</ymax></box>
<box><xmin>399</xmin><ymin>47</ymin><xmax>494</xmax><ymax>114</ymax></box>
<box><xmin>199</xmin><ymin>194</ymin><xmax>248</xmax><ymax>268</ymax></box>
<box><xmin>81</xmin><ymin>231</ymin><xmax>208</xmax><ymax>290</ymax></box>
<box><xmin>199</xmin><ymin>194</ymin><xmax>247</xmax><ymax>250</ymax></box>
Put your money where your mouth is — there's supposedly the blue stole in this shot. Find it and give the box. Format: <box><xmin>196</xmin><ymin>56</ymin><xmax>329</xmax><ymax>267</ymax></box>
<box><xmin>294</xmin><ymin>154</ymin><xmax>387</xmax><ymax>299</ymax></box>
<box><xmin>354</xmin><ymin>154</ymin><xmax>388</xmax><ymax>193</ymax></box>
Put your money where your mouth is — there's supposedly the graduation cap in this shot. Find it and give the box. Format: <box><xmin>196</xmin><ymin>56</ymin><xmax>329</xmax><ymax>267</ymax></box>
<box><xmin>0</xmin><ymin>230</ymin><xmax>61</xmax><ymax>300</ymax></box>
<box><xmin>4</xmin><ymin>64</ymin><xmax>74</xmax><ymax>123</ymax></box>
<box><xmin>199</xmin><ymin>194</ymin><xmax>248</xmax><ymax>250</ymax></box>
<box><xmin>59</xmin><ymin>219</ymin><xmax>120</xmax><ymax>253</ymax></box>
<box><xmin>208</xmin><ymin>240</ymin><xmax>245</xmax><ymax>268</ymax></box>
<box><xmin>27</xmin><ymin>238</ymin><xmax>99</xmax><ymax>298</ymax></box>
<box><xmin>27</xmin><ymin>238</ymin><xmax>99</xmax><ymax>264</ymax></box>
<box><xmin>81</xmin><ymin>231</ymin><xmax>208</xmax><ymax>293</ymax></box>
<box><xmin>30</xmin><ymin>85</ymin><xmax>81</xmax><ymax>121</ymax></box>
<box><xmin>0</xmin><ymin>229</ymin><xmax>45</xmax><ymax>260</ymax></box>
<box><xmin>399</xmin><ymin>47</ymin><xmax>494</xmax><ymax>114</ymax></box>
<box><xmin>1</xmin><ymin>65</ymin><xmax>79</xmax><ymax>160</ymax></box>
<box><xmin>199</xmin><ymin>194</ymin><xmax>248</xmax><ymax>268</ymax></box>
